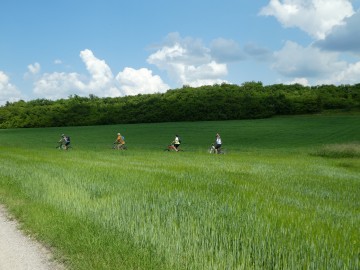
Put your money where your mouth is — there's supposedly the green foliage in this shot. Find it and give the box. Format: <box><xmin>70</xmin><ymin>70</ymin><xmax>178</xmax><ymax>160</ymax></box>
<box><xmin>0</xmin><ymin>83</ymin><xmax>359</xmax><ymax>129</ymax></box>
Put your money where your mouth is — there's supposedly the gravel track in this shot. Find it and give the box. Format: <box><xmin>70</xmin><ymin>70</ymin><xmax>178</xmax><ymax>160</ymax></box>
<box><xmin>0</xmin><ymin>205</ymin><xmax>65</xmax><ymax>270</ymax></box>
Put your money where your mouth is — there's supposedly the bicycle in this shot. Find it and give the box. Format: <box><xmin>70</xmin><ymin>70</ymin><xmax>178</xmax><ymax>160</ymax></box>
<box><xmin>208</xmin><ymin>144</ymin><xmax>225</xmax><ymax>154</ymax></box>
<box><xmin>56</xmin><ymin>142</ymin><xmax>71</xmax><ymax>150</ymax></box>
<box><xmin>112</xmin><ymin>143</ymin><xmax>127</xmax><ymax>150</ymax></box>
<box><xmin>165</xmin><ymin>144</ymin><xmax>183</xmax><ymax>152</ymax></box>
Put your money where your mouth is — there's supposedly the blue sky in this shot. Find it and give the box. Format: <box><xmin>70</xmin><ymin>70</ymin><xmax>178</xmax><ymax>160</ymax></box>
<box><xmin>1</xmin><ymin>0</ymin><xmax>360</xmax><ymax>104</ymax></box>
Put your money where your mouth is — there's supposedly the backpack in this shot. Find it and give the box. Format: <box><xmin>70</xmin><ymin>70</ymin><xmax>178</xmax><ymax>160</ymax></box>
<box><xmin>66</xmin><ymin>136</ymin><xmax>70</xmax><ymax>142</ymax></box>
<box><xmin>178</xmin><ymin>137</ymin><xmax>182</xmax><ymax>143</ymax></box>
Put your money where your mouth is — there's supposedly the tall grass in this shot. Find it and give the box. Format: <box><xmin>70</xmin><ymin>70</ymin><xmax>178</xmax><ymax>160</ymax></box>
<box><xmin>0</xmin><ymin>114</ymin><xmax>359</xmax><ymax>269</ymax></box>
<box><xmin>314</xmin><ymin>142</ymin><xmax>360</xmax><ymax>158</ymax></box>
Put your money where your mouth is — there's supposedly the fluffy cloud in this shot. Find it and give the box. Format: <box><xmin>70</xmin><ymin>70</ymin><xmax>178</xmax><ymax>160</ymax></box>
<box><xmin>0</xmin><ymin>71</ymin><xmax>23</xmax><ymax>104</ymax></box>
<box><xmin>148</xmin><ymin>33</ymin><xmax>212</xmax><ymax>68</ymax></box>
<box><xmin>33</xmin><ymin>49</ymin><xmax>168</xmax><ymax>100</ymax></box>
<box><xmin>317</xmin><ymin>61</ymin><xmax>360</xmax><ymax>85</ymax></box>
<box><xmin>315</xmin><ymin>10</ymin><xmax>360</xmax><ymax>53</ymax></box>
<box><xmin>34</xmin><ymin>72</ymin><xmax>87</xmax><ymax>100</ymax></box>
<box><xmin>27</xmin><ymin>62</ymin><xmax>41</xmax><ymax>75</ymax></box>
<box><xmin>273</xmin><ymin>41</ymin><xmax>360</xmax><ymax>85</ymax></box>
<box><xmin>273</xmin><ymin>41</ymin><xmax>346</xmax><ymax>78</ymax></box>
<box><xmin>260</xmin><ymin>0</ymin><xmax>354</xmax><ymax>39</ymax></box>
<box><xmin>80</xmin><ymin>49</ymin><xmax>114</xmax><ymax>90</ymax></box>
<box><xmin>182</xmin><ymin>61</ymin><xmax>227</xmax><ymax>87</ymax></box>
<box><xmin>147</xmin><ymin>33</ymin><xmax>228</xmax><ymax>86</ymax></box>
<box><xmin>284</xmin><ymin>77</ymin><xmax>310</xmax><ymax>86</ymax></box>
<box><xmin>260</xmin><ymin>1</ymin><xmax>360</xmax><ymax>86</ymax></box>
<box><xmin>116</xmin><ymin>67</ymin><xmax>169</xmax><ymax>95</ymax></box>
<box><xmin>24</xmin><ymin>62</ymin><xmax>41</xmax><ymax>79</ymax></box>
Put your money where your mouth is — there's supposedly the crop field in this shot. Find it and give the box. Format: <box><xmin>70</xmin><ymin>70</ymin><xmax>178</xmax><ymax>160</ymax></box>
<box><xmin>0</xmin><ymin>114</ymin><xmax>359</xmax><ymax>270</ymax></box>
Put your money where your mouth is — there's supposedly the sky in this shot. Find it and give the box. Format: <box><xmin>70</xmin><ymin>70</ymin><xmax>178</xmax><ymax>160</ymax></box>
<box><xmin>1</xmin><ymin>0</ymin><xmax>360</xmax><ymax>105</ymax></box>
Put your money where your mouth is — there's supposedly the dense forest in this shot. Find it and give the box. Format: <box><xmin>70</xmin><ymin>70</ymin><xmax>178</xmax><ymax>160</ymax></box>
<box><xmin>0</xmin><ymin>82</ymin><xmax>359</xmax><ymax>128</ymax></box>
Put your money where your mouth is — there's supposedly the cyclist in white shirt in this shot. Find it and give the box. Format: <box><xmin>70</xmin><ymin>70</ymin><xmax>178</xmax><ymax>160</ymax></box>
<box><xmin>169</xmin><ymin>135</ymin><xmax>181</xmax><ymax>152</ymax></box>
<box><xmin>215</xmin><ymin>133</ymin><xmax>222</xmax><ymax>154</ymax></box>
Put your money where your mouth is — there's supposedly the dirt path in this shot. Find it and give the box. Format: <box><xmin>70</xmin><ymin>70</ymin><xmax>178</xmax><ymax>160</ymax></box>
<box><xmin>0</xmin><ymin>205</ymin><xmax>65</xmax><ymax>270</ymax></box>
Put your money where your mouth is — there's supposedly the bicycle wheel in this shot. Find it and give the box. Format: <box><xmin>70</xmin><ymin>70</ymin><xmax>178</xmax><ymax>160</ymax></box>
<box><xmin>61</xmin><ymin>144</ymin><xmax>67</xmax><ymax>150</ymax></box>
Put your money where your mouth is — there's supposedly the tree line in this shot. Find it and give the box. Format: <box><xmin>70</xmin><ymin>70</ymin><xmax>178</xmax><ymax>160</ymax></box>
<box><xmin>0</xmin><ymin>82</ymin><xmax>359</xmax><ymax>128</ymax></box>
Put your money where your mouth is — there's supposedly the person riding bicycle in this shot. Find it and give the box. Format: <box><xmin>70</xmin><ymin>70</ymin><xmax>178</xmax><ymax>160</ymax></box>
<box><xmin>114</xmin><ymin>132</ymin><xmax>126</xmax><ymax>150</ymax></box>
<box><xmin>58</xmin><ymin>134</ymin><xmax>71</xmax><ymax>150</ymax></box>
<box><xmin>169</xmin><ymin>134</ymin><xmax>181</xmax><ymax>152</ymax></box>
<box><xmin>214</xmin><ymin>133</ymin><xmax>222</xmax><ymax>154</ymax></box>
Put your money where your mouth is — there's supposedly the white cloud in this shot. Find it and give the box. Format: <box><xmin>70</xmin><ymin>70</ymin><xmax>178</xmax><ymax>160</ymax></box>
<box><xmin>0</xmin><ymin>71</ymin><xmax>23</xmax><ymax>105</ymax></box>
<box><xmin>33</xmin><ymin>72</ymin><xmax>87</xmax><ymax>100</ymax></box>
<box><xmin>80</xmin><ymin>49</ymin><xmax>114</xmax><ymax>90</ymax></box>
<box><xmin>33</xmin><ymin>49</ymin><xmax>168</xmax><ymax>100</ymax></box>
<box><xmin>273</xmin><ymin>41</ymin><xmax>360</xmax><ymax>85</ymax></box>
<box><xmin>24</xmin><ymin>62</ymin><xmax>41</xmax><ymax>79</ymax></box>
<box><xmin>27</xmin><ymin>62</ymin><xmax>41</xmax><ymax>75</ymax></box>
<box><xmin>317</xmin><ymin>61</ymin><xmax>360</xmax><ymax>85</ymax></box>
<box><xmin>260</xmin><ymin>0</ymin><xmax>354</xmax><ymax>39</ymax></box>
<box><xmin>273</xmin><ymin>41</ymin><xmax>346</xmax><ymax>78</ymax></box>
<box><xmin>147</xmin><ymin>33</ymin><xmax>228</xmax><ymax>87</ymax></box>
<box><xmin>185</xmin><ymin>61</ymin><xmax>227</xmax><ymax>85</ymax></box>
<box><xmin>33</xmin><ymin>49</ymin><xmax>121</xmax><ymax>99</ymax></box>
<box><xmin>260</xmin><ymin>1</ymin><xmax>360</xmax><ymax>85</ymax></box>
<box><xmin>284</xmin><ymin>77</ymin><xmax>310</xmax><ymax>86</ymax></box>
<box><xmin>315</xmin><ymin>10</ymin><xmax>360</xmax><ymax>53</ymax></box>
<box><xmin>115</xmin><ymin>67</ymin><xmax>169</xmax><ymax>95</ymax></box>
<box><xmin>54</xmin><ymin>59</ymin><xmax>62</xmax><ymax>64</ymax></box>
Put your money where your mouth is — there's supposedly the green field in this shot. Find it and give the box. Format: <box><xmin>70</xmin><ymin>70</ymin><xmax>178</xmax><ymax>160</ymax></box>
<box><xmin>0</xmin><ymin>114</ymin><xmax>359</xmax><ymax>269</ymax></box>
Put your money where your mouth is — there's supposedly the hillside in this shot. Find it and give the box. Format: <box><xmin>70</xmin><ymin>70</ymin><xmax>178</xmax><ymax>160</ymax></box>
<box><xmin>0</xmin><ymin>115</ymin><xmax>359</xmax><ymax>269</ymax></box>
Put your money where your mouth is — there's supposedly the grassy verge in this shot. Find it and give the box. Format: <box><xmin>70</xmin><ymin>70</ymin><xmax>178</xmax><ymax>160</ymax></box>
<box><xmin>0</xmin><ymin>114</ymin><xmax>359</xmax><ymax>269</ymax></box>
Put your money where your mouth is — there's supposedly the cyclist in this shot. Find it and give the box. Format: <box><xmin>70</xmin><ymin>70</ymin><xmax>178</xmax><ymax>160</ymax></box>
<box><xmin>214</xmin><ymin>133</ymin><xmax>222</xmax><ymax>154</ymax></box>
<box><xmin>114</xmin><ymin>132</ymin><xmax>126</xmax><ymax>150</ymax></box>
<box><xmin>169</xmin><ymin>134</ymin><xmax>181</xmax><ymax>152</ymax></box>
<box><xmin>58</xmin><ymin>134</ymin><xmax>71</xmax><ymax>150</ymax></box>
